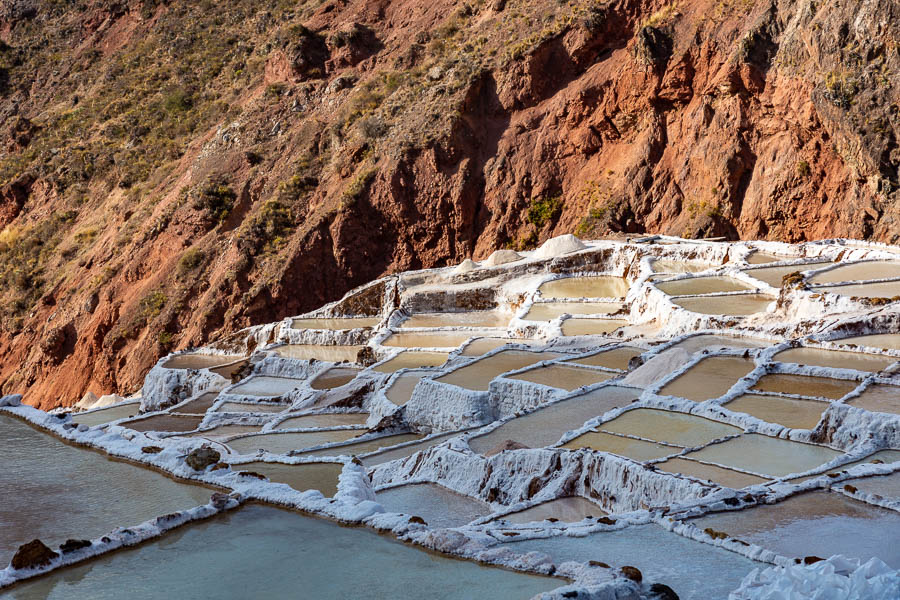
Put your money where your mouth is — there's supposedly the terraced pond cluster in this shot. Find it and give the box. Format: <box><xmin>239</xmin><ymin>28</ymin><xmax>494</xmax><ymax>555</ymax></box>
<box><xmin>6</xmin><ymin>235</ymin><xmax>900</xmax><ymax>599</ymax></box>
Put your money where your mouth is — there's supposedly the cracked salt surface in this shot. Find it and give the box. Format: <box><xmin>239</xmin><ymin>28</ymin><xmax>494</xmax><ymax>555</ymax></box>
<box><xmin>14</xmin><ymin>235</ymin><xmax>900</xmax><ymax>599</ymax></box>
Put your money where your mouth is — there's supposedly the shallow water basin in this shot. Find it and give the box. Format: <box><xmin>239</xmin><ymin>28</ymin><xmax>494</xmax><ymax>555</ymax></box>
<box><xmin>228</xmin><ymin>376</ymin><xmax>306</xmax><ymax>397</ymax></box>
<box><xmin>565</xmin><ymin>346</ymin><xmax>642</xmax><ymax>371</ymax></box>
<box><xmin>742</xmin><ymin>262</ymin><xmax>831</xmax><ymax>287</ymax></box>
<box><xmin>385</xmin><ymin>371</ymin><xmax>428</xmax><ymax>405</ymax></box>
<box><xmin>298</xmin><ymin>433</ymin><xmax>425</xmax><ymax>458</ymax></box>
<box><xmin>659</xmin><ymin>356</ymin><xmax>756</xmax><ymax>401</ymax></box>
<box><xmin>773</xmin><ymin>346</ymin><xmax>895</xmax><ymax>372</ymax></box>
<box><xmin>290</xmin><ymin>317</ymin><xmax>380</xmax><ymax>330</ymax></box>
<box><xmin>376</xmin><ymin>483</ymin><xmax>491</xmax><ymax>528</ymax></box>
<box><xmin>832</xmin><ymin>333</ymin><xmax>900</xmax><ymax>351</ymax></box>
<box><xmin>497</xmin><ymin>497</ymin><xmax>607</xmax><ymax>524</ymax></box>
<box><xmin>560</xmin><ymin>431</ymin><xmax>677</xmax><ymax>461</ymax></box>
<box><xmin>434</xmin><ymin>350</ymin><xmax>562</xmax><ymax>392</ymax></box>
<box><xmin>381</xmin><ymin>331</ymin><xmax>483</xmax><ymax>348</ymax></box>
<box><xmin>73</xmin><ymin>403</ymin><xmax>141</xmax><ymax>427</ymax></box>
<box><xmin>751</xmin><ymin>373</ymin><xmax>857</xmax><ymax>399</ymax></box>
<box><xmin>561</xmin><ymin>319</ymin><xmax>629</xmax><ymax>336</ymax></box>
<box><xmin>808</xmin><ymin>260</ymin><xmax>900</xmax><ymax>284</ymax></box>
<box><xmin>226</xmin><ymin>430</ymin><xmax>361</xmax><ymax>455</ymax></box>
<box><xmin>670</xmin><ymin>334</ymin><xmax>770</xmax><ymax>354</ymax></box>
<box><xmin>814</xmin><ymin>280</ymin><xmax>900</xmax><ymax>298</ymax></box>
<box><xmin>747</xmin><ymin>251</ymin><xmax>784</xmax><ymax>264</ymax></box>
<box><xmin>273</xmin><ymin>344</ymin><xmax>363</xmax><ymax>362</ymax></box>
<box><xmin>361</xmin><ymin>430</ymin><xmax>468</xmax><ymax>467</ymax></box>
<box><xmin>842</xmin><ymin>470</ymin><xmax>900</xmax><ymax>499</ymax></box>
<box><xmin>174</xmin><ymin>393</ymin><xmax>220</xmax><ymax>415</ymax></box>
<box><xmin>538</xmin><ymin>276</ymin><xmax>629</xmax><ymax>299</ymax></box>
<box><xmin>692</xmin><ymin>491</ymin><xmax>900</xmax><ymax>567</ymax></box>
<box><xmin>523</xmin><ymin>302</ymin><xmax>622</xmax><ymax>321</ymax></box>
<box><xmin>672</xmin><ymin>294</ymin><xmax>774</xmax><ymax>316</ymax></box>
<box><xmin>685</xmin><ymin>433</ymin><xmax>842</xmax><ymax>478</ymax></box>
<box><xmin>209</xmin><ymin>359</ymin><xmax>249</xmax><ymax>381</ymax></box>
<box><xmin>7</xmin><ymin>504</ymin><xmax>560</xmax><ymax>600</ymax></box>
<box><xmin>186</xmin><ymin>424</ymin><xmax>262</xmax><ymax>441</ymax></box>
<box><xmin>460</xmin><ymin>337</ymin><xmax>539</xmax><ymax>356</ymax></box>
<box><xmin>505</xmin><ymin>523</ymin><xmax>759</xmax><ymax>600</ymax></box>
<box><xmin>400</xmin><ymin>311</ymin><xmax>510</xmax><ymax>328</ymax></box>
<box><xmin>848</xmin><ymin>384</ymin><xmax>900</xmax><ymax>414</ymax></box>
<box><xmin>656</xmin><ymin>276</ymin><xmax>755</xmax><ymax>296</ymax></box>
<box><xmin>508</xmin><ymin>363</ymin><xmax>615</xmax><ymax>390</ymax></box>
<box><xmin>235</xmin><ymin>461</ymin><xmax>343</xmax><ymax>497</ymax></box>
<box><xmin>310</xmin><ymin>366</ymin><xmax>360</xmax><ymax>390</ymax></box>
<box><xmin>468</xmin><ymin>386</ymin><xmax>640</xmax><ymax>454</ymax></box>
<box><xmin>651</xmin><ymin>259</ymin><xmax>716</xmax><ymax>274</ymax></box>
<box><xmin>791</xmin><ymin>449</ymin><xmax>900</xmax><ymax>482</ymax></box>
<box><xmin>372</xmin><ymin>351</ymin><xmax>449</xmax><ymax>372</ymax></box>
<box><xmin>723</xmin><ymin>394</ymin><xmax>828</xmax><ymax>429</ymax></box>
<box><xmin>600</xmin><ymin>408</ymin><xmax>741</xmax><ymax>447</ymax></box>
<box><xmin>655</xmin><ymin>457</ymin><xmax>769</xmax><ymax>488</ymax></box>
<box><xmin>215</xmin><ymin>401</ymin><xmax>286</xmax><ymax>414</ymax></box>
<box><xmin>276</xmin><ymin>413</ymin><xmax>368</xmax><ymax>429</ymax></box>
<box><xmin>162</xmin><ymin>353</ymin><xmax>243</xmax><ymax>370</ymax></box>
<box><xmin>0</xmin><ymin>415</ymin><xmax>212</xmax><ymax>566</ymax></box>
<box><xmin>122</xmin><ymin>414</ymin><xmax>205</xmax><ymax>433</ymax></box>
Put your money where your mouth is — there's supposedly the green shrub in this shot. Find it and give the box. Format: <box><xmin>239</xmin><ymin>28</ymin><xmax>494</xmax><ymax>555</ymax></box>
<box><xmin>139</xmin><ymin>290</ymin><xmax>167</xmax><ymax>320</ymax></box>
<box><xmin>192</xmin><ymin>179</ymin><xmax>236</xmax><ymax>224</ymax></box>
<box><xmin>527</xmin><ymin>195</ymin><xmax>563</xmax><ymax>228</ymax></box>
<box><xmin>177</xmin><ymin>247</ymin><xmax>205</xmax><ymax>274</ymax></box>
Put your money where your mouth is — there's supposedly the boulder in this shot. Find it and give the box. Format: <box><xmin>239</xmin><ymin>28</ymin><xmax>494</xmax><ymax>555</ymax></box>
<box><xmin>210</xmin><ymin>492</ymin><xmax>231</xmax><ymax>510</ymax></box>
<box><xmin>59</xmin><ymin>539</ymin><xmax>92</xmax><ymax>554</ymax></box>
<box><xmin>11</xmin><ymin>539</ymin><xmax>59</xmax><ymax>570</ymax></box>
<box><xmin>649</xmin><ymin>583</ymin><xmax>679</xmax><ymax>600</ymax></box>
<box><xmin>185</xmin><ymin>446</ymin><xmax>220</xmax><ymax>471</ymax></box>
<box><xmin>619</xmin><ymin>565</ymin><xmax>642</xmax><ymax>583</ymax></box>
<box><xmin>0</xmin><ymin>394</ymin><xmax>22</xmax><ymax>407</ymax></box>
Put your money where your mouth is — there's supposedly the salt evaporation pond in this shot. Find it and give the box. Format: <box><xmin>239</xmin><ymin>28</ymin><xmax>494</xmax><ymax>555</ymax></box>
<box><xmin>0</xmin><ymin>415</ymin><xmax>212</xmax><ymax>565</ymax></box>
<box><xmin>186</xmin><ymin>424</ymin><xmax>261</xmax><ymax>441</ymax></box>
<box><xmin>72</xmin><ymin>402</ymin><xmax>141</xmax><ymax>427</ymax></box>
<box><xmin>685</xmin><ymin>434</ymin><xmax>842</xmax><ymax>477</ymax></box>
<box><xmin>672</xmin><ymin>293</ymin><xmax>774</xmax><ymax>316</ymax></box>
<box><xmin>656</xmin><ymin>276</ymin><xmax>755</xmax><ymax>296</ymax></box>
<box><xmin>276</xmin><ymin>413</ymin><xmax>368</xmax><ymax>429</ymax></box>
<box><xmin>843</xmin><ymin>470</ymin><xmax>900</xmax><ymax>499</ymax></box>
<box><xmin>226</xmin><ymin>430</ymin><xmax>361</xmax><ymax>455</ymax></box>
<box><xmin>376</xmin><ymin>483</ymin><xmax>491</xmax><ymax>528</ymax></box>
<box><xmin>400</xmin><ymin>311</ymin><xmax>509</xmax><ymax>328</ymax></box>
<box><xmin>807</xmin><ymin>260</ymin><xmax>900</xmax><ymax>284</ymax></box>
<box><xmin>599</xmin><ymin>408</ymin><xmax>741</xmax><ymax>447</ymax></box>
<box><xmin>228</xmin><ymin>376</ymin><xmax>306</xmax><ymax>397</ymax></box>
<box><xmin>361</xmin><ymin>431</ymin><xmax>468</xmax><ymax>467</ymax></box>
<box><xmin>7</xmin><ymin>504</ymin><xmax>560</xmax><ymax>600</ymax></box>
<box><xmin>384</xmin><ymin>371</ymin><xmax>427</xmax><ymax>406</ymax></box>
<box><xmin>751</xmin><ymin>373</ymin><xmax>857</xmax><ymax>399</ymax></box>
<box><xmin>772</xmin><ymin>346</ymin><xmax>896</xmax><ymax>372</ymax></box>
<box><xmin>299</xmin><ymin>433</ymin><xmax>424</xmax><ymax>458</ymax></box>
<box><xmin>538</xmin><ymin>276</ymin><xmax>629</xmax><ymax>299</ymax></box>
<box><xmin>468</xmin><ymin>386</ymin><xmax>639</xmax><ymax>454</ymax></box>
<box><xmin>561</xmin><ymin>319</ymin><xmax>629</xmax><ymax>336</ymax></box>
<box><xmin>460</xmin><ymin>337</ymin><xmax>537</xmax><ymax>356</ymax></box>
<box><xmin>742</xmin><ymin>262</ymin><xmax>832</xmax><ymax>287</ymax></box>
<box><xmin>162</xmin><ymin>353</ymin><xmax>243</xmax><ymax>370</ymax></box>
<box><xmin>273</xmin><ymin>344</ymin><xmax>363</xmax><ymax>362</ymax></box>
<box><xmin>291</xmin><ymin>317</ymin><xmax>380</xmax><ymax>330</ymax></box>
<box><xmin>434</xmin><ymin>350</ymin><xmax>562</xmax><ymax>392</ymax></box>
<box><xmin>791</xmin><ymin>449</ymin><xmax>900</xmax><ymax>482</ymax></box>
<box><xmin>505</xmin><ymin>524</ymin><xmax>759</xmax><ymax>600</ymax></box>
<box><xmin>747</xmin><ymin>251</ymin><xmax>784</xmax><ymax>264</ymax></box>
<box><xmin>175</xmin><ymin>393</ymin><xmax>220</xmax><ymax>415</ymax></box>
<box><xmin>815</xmin><ymin>280</ymin><xmax>900</xmax><ymax>298</ymax></box>
<box><xmin>693</xmin><ymin>491</ymin><xmax>900</xmax><ymax>567</ymax></box>
<box><xmin>565</xmin><ymin>346</ymin><xmax>642</xmax><ymax>370</ymax></box>
<box><xmin>310</xmin><ymin>367</ymin><xmax>360</xmax><ymax>390</ymax></box>
<box><xmin>723</xmin><ymin>393</ymin><xmax>828</xmax><ymax>429</ymax></box>
<box><xmin>507</xmin><ymin>363</ymin><xmax>614</xmax><ymax>390</ymax></box>
<box><xmin>655</xmin><ymin>457</ymin><xmax>768</xmax><ymax>488</ymax></box>
<box><xmin>372</xmin><ymin>351</ymin><xmax>449</xmax><ymax>372</ymax></box>
<box><xmin>497</xmin><ymin>497</ymin><xmax>607</xmax><ymax>524</ymax></box>
<box><xmin>670</xmin><ymin>334</ymin><xmax>770</xmax><ymax>353</ymax></box>
<box><xmin>659</xmin><ymin>356</ymin><xmax>755</xmax><ymax>401</ymax></box>
<box><xmin>523</xmin><ymin>302</ymin><xmax>621</xmax><ymax>321</ymax></box>
<box><xmin>561</xmin><ymin>431</ymin><xmax>677</xmax><ymax>461</ymax></box>
<box><xmin>651</xmin><ymin>259</ymin><xmax>716</xmax><ymax>274</ymax></box>
<box><xmin>122</xmin><ymin>414</ymin><xmax>204</xmax><ymax>433</ymax></box>
<box><xmin>233</xmin><ymin>462</ymin><xmax>343</xmax><ymax>497</ymax></box>
<box><xmin>848</xmin><ymin>384</ymin><xmax>900</xmax><ymax>414</ymax></box>
<box><xmin>833</xmin><ymin>333</ymin><xmax>900</xmax><ymax>351</ymax></box>
<box><xmin>215</xmin><ymin>401</ymin><xmax>286</xmax><ymax>414</ymax></box>
<box><xmin>382</xmin><ymin>331</ymin><xmax>485</xmax><ymax>348</ymax></box>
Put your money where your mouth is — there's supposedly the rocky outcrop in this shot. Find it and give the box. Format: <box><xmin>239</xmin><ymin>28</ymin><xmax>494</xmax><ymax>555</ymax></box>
<box><xmin>10</xmin><ymin>539</ymin><xmax>58</xmax><ymax>570</ymax></box>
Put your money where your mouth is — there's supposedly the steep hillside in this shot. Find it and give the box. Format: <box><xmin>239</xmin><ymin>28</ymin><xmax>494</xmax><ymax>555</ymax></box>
<box><xmin>0</xmin><ymin>0</ymin><xmax>898</xmax><ymax>408</ymax></box>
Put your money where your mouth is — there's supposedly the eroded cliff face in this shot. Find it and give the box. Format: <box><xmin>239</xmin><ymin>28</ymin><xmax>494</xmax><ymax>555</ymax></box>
<box><xmin>0</xmin><ymin>0</ymin><xmax>897</xmax><ymax>408</ymax></box>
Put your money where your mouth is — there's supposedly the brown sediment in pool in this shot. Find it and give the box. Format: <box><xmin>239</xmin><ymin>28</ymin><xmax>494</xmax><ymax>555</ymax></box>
<box><xmin>507</xmin><ymin>363</ymin><xmax>615</xmax><ymax>390</ymax></box>
<box><xmin>657</xmin><ymin>276</ymin><xmax>755</xmax><ymax>296</ymax></box>
<box><xmin>538</xmin><ymin>276</ymin><xmax>629</xmax><ymax>300</ymax></box>
<box><xmin>372</xmin><ymin>351</ymin><xmax>449</xmax><ymax>372</ymax></box>
<box><xmin>497</xmin><ymin>497</ymin><xmax>607</xmax><ymax>524</ymax></box>
<box><xmin>273</xmin><ymin>344</ymin><xmax>364</xmax><ymax>362</ymax></box>
<box><xmin>73</xmin><ymin>403</ymin><xmax>141</xmax><ymax>427</ymax></box>
<box><xmin>310</xmin><ymin>367</ymin><xmax>361</xmax><ymax>390</ymax></box>
<box><xmin>385</xmin><ymin>371</ymin><xmax>428</xmax><ymax>406</ymax></box>
<box><xmin>772</xmin><ymin>347</ymin><xmax>896</xmax><ymax>372</ymax></box>
<box><xmin>651</xmin><ymin>259</ymin><xmax>716</xmax><ymax>274</ymax></box>
<box><xmin>723</xmin><ymin>393</ymin><xmax>828</xmax><ymax>429</ymax></box>
<box><xmin>685</xmin><ymin>433</ymin><xmax>842</xmax><ymax>478</ymax></box>
<box><xmin>163</xmin><ymin>353</ymin><xmax>244</xmax><ymax>370</ymax></box>
<box><xmin>807</xmin><ymin>260</ymin><xmax>900</xmax><ymax>285</ymax></box>
<box><xmin>832</xmin><ymin>333</ymin><xmax>900</xmax><ymax>351</ymax></box>
<box><xmin>122</xmin><ymin>414</ymin><xmax>205</xmax><ymax>433</ymax></box>
<box><xmin>276</xmin><ymin>413</ymin><xmax>369</xmax><ymax>429</ymax></box>
<box><xmin>215</xmin><ymin>402</ymin><xmax>287</xmax><ymax>414</ymax></box>
<box><xmin>812</xmin><ymin>280</ymin><xmax>900</xmax><ymax>298</ymax></box>
<box><xmin>742</xmin><ymin>262</ymin><xmax>832</xmax><ymax>287</ymax></box>
<box><xmin>234</xmin><ymin>461</ymin><xmax>344</xmax><ymax>497</ymax></box>
<box><xmin>381</xmin><ymin>331</ymin><xmax>487</xmax><ymax>348</ymax></box>
<box><xmin>847</xmin><ymin>384</ymin><xmax>900</xmax><ymax>415</ymax></box>
<box><xmin>174</xmin><ymin>392</ymin><xmax>221</xmax><ymax>415</ymax></box>
<box><xmin>659</xmin><ymin>356</ymin><xmax>755</xmax><ymax>401</ymax></box>
<box><xmin>298</xmin><ymin>433</ymin><xmax>425</xmax><ymax>458</ymax></box>
<box><xmin>524</xmin><ymin>302</ymin><xmax>622</xmax><ymax>321</ymax></box>
<box><xmin>291</xmin><ymin>317</ymin><xmax>381</xmax><ymax>330</ymax></box>
<box><xmin>360</xmin><ymin>430</ymin><xmax>471</xmax><ymax>467</ymax></box>
<box><xmin>561</xmin><ymin>319</ymin><xmax>629</xmax><ymax>336</ymax></box>
<box><xmin>751</xmin><ymin>373</ymin><xmax>858</xmax><ymax>400</ymax></box>
<box><xmin>227</xmin><ymin>430</ymin><xmax>363</xmax><ymax>455</ymax></box>
<box><xmin>655</xmin><ymin>457</ymin><xmax>769</xmax><ymax>488</ymax></box>
<box><xmin>460</xmin><ymin>338</ymin><xmax>539</xmax><ymax>357</ymax></box>
<box><xmin>599</xmin><ymin>408</ymin><xmax>741</xmax><ymax>447</ymax></box>
<box><xmin>671</xmin><ymin>294</ymin><xmax>774</xmax><ymax>316</ymax></box>
<box><xmin>560</xmin><ymin>431</ymin><xmax>678</xmax><ymax>461</ymax></box>
<box><xmin>229</xmin><ymin>376</ymin><xmax>307</xmax><ymax>397</ymax></box>
<box><xmin>565</xmin><ymin>346</ymin><xmax>642</xmax><ymax>371</ymax></box>
<box><xmin>790</xmin><ymin>449</ymin><xmax>900</xmax><ymax>483</ymax></box>
<box><xmin>434</xmin><ymin>350</ymin><xmax>563</xmax><ymax>392</ymax></box>
<box><xmin>400</xmin><ymin>311</ymin><xmax>510</xmax><ymax>329</ymax></box>
<box><xmin>669</xmin><ymin>334</ymin><xmax>770</xmax><ymax>354</ymax></box>
<box><xmin>186</xmin><ymin>424</ymin><xmax>263</xmax><ymax>441</ymax></box>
